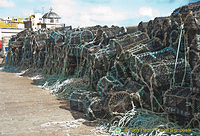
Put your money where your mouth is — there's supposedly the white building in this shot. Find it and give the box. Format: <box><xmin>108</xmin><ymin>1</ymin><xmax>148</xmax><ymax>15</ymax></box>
<box><xmin>41</xmin><ymin>8</ymin><xmax>62</xmax><ymax>29</ymax></box>
<box><xmin>32</xmin><ymin>13</ymin><xmax>43</xmax><ymax>31</ymax></box>
<box><xmin>24</xmin><ymin>13</ymin><xmax>43</xmax><ymax>31</ymax></box>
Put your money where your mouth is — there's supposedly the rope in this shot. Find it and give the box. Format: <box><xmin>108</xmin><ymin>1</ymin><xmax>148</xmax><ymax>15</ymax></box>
<box><xmin>171</xmin><ymin>24</ymin><xmax>184</xmax><ymax>88</ymax></box>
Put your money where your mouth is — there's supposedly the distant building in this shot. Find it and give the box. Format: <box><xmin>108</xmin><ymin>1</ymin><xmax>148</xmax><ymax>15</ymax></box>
<box><xmin>0</xmin><ymin>8</ymin><xmax>62</xmax><ymax>54</ymax></box>
<box><xmin>41</xmin><ymin>8</ymin><xmax>62</xmax><ymax>29</ymax></box>
<box><xmin>0</xmin><ymin>17</ymin><xmax>25</xmax><ymax>54</ymax></box>
<box><xmin>24</xmin><ymin>8</ymin><xmax>62</xmax><ymax>31</ymax></box>
<box><xmin>24</xmin><ymin>13</ymin><xmax>43</xmax><ymax>31</ymax></box>
<box><xmin>0</xmin><ymin>17</ymin><xmax>24</xmax><ymax>29</ymax></box>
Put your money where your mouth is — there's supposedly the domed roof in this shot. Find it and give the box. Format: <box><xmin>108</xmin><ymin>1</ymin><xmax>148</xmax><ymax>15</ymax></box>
<box><xmin>42</xmin><ymin>9</ymin><xmax>61</xmax><ymax>19</ymax></box>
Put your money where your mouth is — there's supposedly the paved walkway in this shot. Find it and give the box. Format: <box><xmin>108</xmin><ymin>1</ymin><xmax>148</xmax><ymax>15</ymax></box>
<box><xmin>0</xmin><ymin>70</ymin><xmax>99</xmax><ymax>136</ymax></box>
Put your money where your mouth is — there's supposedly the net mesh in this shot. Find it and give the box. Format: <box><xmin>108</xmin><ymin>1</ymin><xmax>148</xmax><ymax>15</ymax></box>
<box><xmin>192</xmin><ymin>61</ymin><xmax>200</xmax><ymax>88</ymax></box>
<box><xmin>164</xmin><ymin>86</ymin><xmax>200</xmax><ymax>119</ymax></box>
<box><xmin>140</xmin><ymin>59</ymin><xmax>191</xmax><ymax>90</ymax></box>
<box><xmin>69</xmin><ymin>90</ymin><xmax>107</xmax><ymax>120</ymax></box>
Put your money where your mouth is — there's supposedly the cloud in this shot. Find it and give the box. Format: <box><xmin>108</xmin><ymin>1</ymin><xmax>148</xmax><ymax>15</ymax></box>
<box><xmin>27</xmin><ymin>0</ymin><xmax>34</xmax><ymax>2</ymax></box>
<box><xmin>89</xmin><ymin>6</ymin><xmax>127</xmax><ymax>22</ymax></box>
<box><xmin>0</xmin><ymin>0</ymin><xmax>15</xmax><ymax>8</ymax></box>
<box><xmin>50</xmin><ymin>0</ymin><xmax>128</xmax><ymax>27</ymax></box>
<box><xmin>137</xmin><ymin>6</ymin><xmax>160</xmax><ymax>19</ymax></box>
<box><xmin>23</xmin><ymin>9</ymin><xmax>34</xmax><ymax>17</ymax></box>
<box><xmin>82</xmin><ymin>0</ymin><xmax>110</xmax><ymax>4</ymax></box>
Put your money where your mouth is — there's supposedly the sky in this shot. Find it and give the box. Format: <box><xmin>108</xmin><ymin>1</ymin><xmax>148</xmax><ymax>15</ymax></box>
<box><xmin>0</xmin><ymin>0</ymin><xmax>199</xmax><ymax>27</ymax></box>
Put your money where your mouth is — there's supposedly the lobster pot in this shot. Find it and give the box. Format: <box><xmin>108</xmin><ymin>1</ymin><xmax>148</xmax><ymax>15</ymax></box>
<box><xmin>123</xmin><ymin>79</ymin><xmax>145</xmax><ymax>93</ymax></box>
<box><xmin>10</xmin><ymin>41</ymin><xmax>24</xmax><ymax>48</ymax></box>
<box><xmin>189</xmin><ymin>49</ymin><xmax>200</xmax><ymax>70</ymax></box>
<box><xmin>90</xmin><ymin>25</ymin><xmax>126</xmax><ymax>45</ymax></box>
<box><xmin>83</xmin><ymin>92</ymin><xmax>99</xmax><ymax>110</ymax></box>
<box><xmin>113</xmin><ymin>60</ymin><xmax>129</xmax><ymax>81</ymax></box>
<box><xmin>192</xmin><ymin>62</ymin><xmax>200</xmax><ymax>88</ymax></box>
<box><xmin>87</xmin><ymin>25</ymin><xmax>102</xmax><ymax>34</ymax></box>
<box><xmin>81</xmin><ymin>44</ymin><xmax>100</xmax><ymax>59</ymax></box>
<box><xmin>14</xmin><ymin>29</ymin><xmax>29</xmax><ymax>40</ymax></box>
<box><xmin>122</xmin><ymin>79</ymin><xmax>147</xmax><ymax>108</ymax></box>
<box><xmin>36</xmin><ymin>40</ymin><xmax>46</xmax><ymax>50</ymax></box>
<box><xmin>92</xmin><ymin>48</ymin><xmax>113</xmax><ymax>70</ymax></box>
<box><xmin>67</xmin><ymin>46</ymin><xmax>83</xmax><ymax>57</ymax></box>
<box><xmin>126</xmin><ymin>38</ymin><xmax>164</xmax><ymax>55</ymax></box>
<box><xmin>89</xmin><ymin>32</ymin><xmax>150</xmax><ymax>76</ymax></box>
<box><xmin>108</xmin><ymin>91</ymin><xmax>132</xmax><ymax>114</ymax></box>
<box><xmin>86</xmin><ymin>98</ymin><xmax>107</xmax><ymax>120</ymax></box>
<box><xmin>103</xmin><ymin>26</ymin><xmax>126</xmax><ymax>37</ymax></box>
<box><xmin>129</xmin><ymin>47</ymin><xmax>176</xmax><ymax>79</ymax></box>
<box><xmin>69</xmin><ymin>30</ymin><xmax>94</xmax><ymax>45</ymax></box>
<box><xmin>109</xmin><ymin>32</ymin><xmax>149</xmax><ymax>53</ymax></box>
<box><xmin>140</xmin><ymin>59</ymin><xmax>191</xmax><ymax>89</ymax></box>
<box><xmin>66</xmin><ymin>56</ymin><xmax>79</xmax><ymax>75</ymax></box>
<box><xmin>49</xmin><ymin>31</ymin><xmax>64</xmax><ymax>44</ymax></box>
<box><xmin>35</xmin><ymin>33</ymin><xmax>48</xmax><ymax>41</ymax></box>
<box><xmin>164</xmin><ymin>87</ymin><xmax>200</xmax><ymax>118</ymax></box>
<box><xmin>90</xmin><ymin>69</ymin><xmax>107</xmax><ymax>88</ymax></box>
<box><xmin>69</xmin><ymin>90</ymin><xmax>91</xmax><ymax>112</ymax></box>
<box><xmin>97</xmin><ymin>75</ymin><xmax>123</xmax><ymax>96</ymax></box>
<box><xmin>87</xmin><ymin>48</ymin><xmax>114</xmax><ymax>88</ymax></box>
<box><xmin>83</xmin><ymin>93</ymin><xmax>107</xmax><ymax>120</ymax></box>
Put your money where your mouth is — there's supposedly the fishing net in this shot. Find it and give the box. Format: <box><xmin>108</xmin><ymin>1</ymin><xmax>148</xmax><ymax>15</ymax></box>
<box><xmin>101</xmin><ymin>108</ymin><xmax>200</xmax><ymax>136</ymax></box>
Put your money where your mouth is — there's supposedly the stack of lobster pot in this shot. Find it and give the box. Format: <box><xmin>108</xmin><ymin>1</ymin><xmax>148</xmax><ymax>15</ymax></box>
<box><xmin>42</xmin><ymin>29</ymin><xmax>65</xmax><ymax>74</ymax></box>
<box><xmin>88</xmin><ymin>32</ymin><xmax>149</xmax><ymax>88</ymax></box>
<box><xmin>112</xmin><ymin>38</ymin><xmax>165</xmax><ymax>83</ymax></box>
<box><xmin>31</xmin><ymin>31</ymin><xmax>49</xmax><ymax>69</ymax></box>
<box><xmin>7</xmin><ymin>29</ymin><xmax>30</xmax><ymax>66</ymax></box>
<box><xmin>62</xmin><ymin>29</ymin><xmax>94</xmax><ymax>76</ymax></box>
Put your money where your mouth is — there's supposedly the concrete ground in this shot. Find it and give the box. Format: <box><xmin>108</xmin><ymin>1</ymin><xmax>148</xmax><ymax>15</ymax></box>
<box><xmin>0</xmin><ymin>69</ymin><xmax>107</xmax><ymax>136</ymax></box>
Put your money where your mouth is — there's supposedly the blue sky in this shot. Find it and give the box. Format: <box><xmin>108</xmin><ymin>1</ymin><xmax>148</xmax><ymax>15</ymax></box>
<box><xmin>0</xmin><ymin>0</ymin><xmax>199</xmax><ymax>27</ymax></box>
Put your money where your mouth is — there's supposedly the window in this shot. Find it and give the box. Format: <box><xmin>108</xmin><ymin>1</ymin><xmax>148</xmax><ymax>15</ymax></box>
<box><xmin>50</xmin><ymin>19</ymin><xmax>54</xmax><ymax>23</ymax></box>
